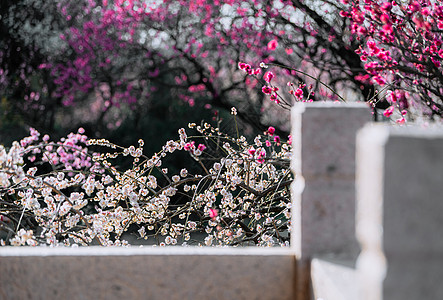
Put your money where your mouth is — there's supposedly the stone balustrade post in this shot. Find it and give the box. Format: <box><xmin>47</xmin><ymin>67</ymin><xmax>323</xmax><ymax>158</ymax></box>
<box><xmin>291</xmin><ymin>102</ymin><xmax>371</xmax><ymax>299</ymax></box>
<box><xmin>356</xmin><ymin>124</ymin><xmax>443</xmax><ymax>300</ymax></box>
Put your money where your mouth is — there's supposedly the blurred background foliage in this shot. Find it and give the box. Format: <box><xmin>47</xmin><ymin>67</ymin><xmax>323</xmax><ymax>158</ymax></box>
<box><xmin>0</xmin><ymin>0</ymin><xmax>272</xmax><ymax>152</ymax></box>
<box><xmin>3</xmin><ymin>0</ymin><xmax>418</xmax><ymax>153</ymax></box>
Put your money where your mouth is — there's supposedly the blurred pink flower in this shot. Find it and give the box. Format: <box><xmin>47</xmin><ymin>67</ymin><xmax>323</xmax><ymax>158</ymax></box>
<box><xmin>267</xmin><ymin>39</ymin><xmax>278</xmax><ymax>51</ymax></box>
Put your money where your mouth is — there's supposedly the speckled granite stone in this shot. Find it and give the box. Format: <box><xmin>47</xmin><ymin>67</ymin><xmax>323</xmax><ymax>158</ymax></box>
<box><xmin>291</xmin><ymin>103</ymin><xmax>371</xmax><ymax>260</ymax></box>
<box><xmin>356</xmin><ymin>125</ymin><xmax>443</xmax><ymax>300</ymax></box>
<box><xmin>0</xmin><ymin>247</ymin><xmax>296</xmax><ymax>300</ymax></box>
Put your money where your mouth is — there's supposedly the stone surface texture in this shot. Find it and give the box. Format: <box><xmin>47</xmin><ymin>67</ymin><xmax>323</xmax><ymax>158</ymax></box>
<box><xmin>355</xmin><ymin>124</ymin><xmax>387</xmax><ymax>300</ymax></box>
<box><xmin>356</xmin><ymin>124</ymin><xmax>443</xmax><ymax>300</ymax></box>
<box><xmin>311</xmin><ymin>257</ymin><xmax>358</xmax><ymax>300</ymax></box>
<box><xmin>0</xmin><ymin>247</ymin><xmax>296</xmax><ymax>300</ymax></box>
<box><xmin>291</xmin><ymin>103</ymin><xmax>371</xmax><ymax>260</ymax></box>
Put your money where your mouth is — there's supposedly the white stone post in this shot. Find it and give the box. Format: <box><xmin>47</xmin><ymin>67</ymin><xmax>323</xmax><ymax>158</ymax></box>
<box><xmin>291</xmin><ymin>102</ymin><xmax>371</xmax><ymax>259</ymax></box>
<box><xmin>291</xmin><ymin>102</ymin><xmax>371</xmax><ymax>299</ymax></box>
<box><xmin>356</xmin><ymin>124</ymin><xmax>443</xmax><ymax>300</ymax></box>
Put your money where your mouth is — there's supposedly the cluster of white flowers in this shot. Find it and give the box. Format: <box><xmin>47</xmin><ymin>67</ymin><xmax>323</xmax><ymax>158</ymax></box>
<box><xmin>0</xmin><ymin>121</ymin><xmax>292</xmax><ymax>247</ymax></box>
<box><xmin>9</xmin><ymin>229</ymin><xmax>37</xmax><ymax>246</ymax></box>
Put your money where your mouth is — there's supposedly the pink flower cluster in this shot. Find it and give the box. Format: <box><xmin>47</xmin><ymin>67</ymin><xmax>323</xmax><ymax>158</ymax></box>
<box><xmin>183</xmin><ymin>141</ymin><xmax>207</xmax><ymax>157</ymax></box>
<box><xmin>238</xmin><ymin>62</ymin><xmax>261</xmax><ymax>75</ymax></box>
<box><xmin>343</xmin><ymin>0</ymin><xmax>443</xmax><ymax>117</ymax></box>
<box><xmin>17</xmin><ymin>127</ymin><xmax>95</xmax><ymax>172</ymax></box>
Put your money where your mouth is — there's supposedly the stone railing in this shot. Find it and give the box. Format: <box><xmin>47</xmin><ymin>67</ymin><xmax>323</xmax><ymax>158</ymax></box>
<box><xmin>356</xmin><ymin>124</ymin><xmax>443</xmax><ymax>300</ymax></box>
<box><xmin>300</xmin><ymin>104</ymin><xmax>443</xmax><ymax>300</ymax></box>
<box><xmin>0</xmin><ymin>247</ymin><xmax>295</xmax><ymax>300</ymax></box>
<box><xmin>1</xmin><ymin>103</ymin><xmax>442</xmax><ymax>300</ymax></box>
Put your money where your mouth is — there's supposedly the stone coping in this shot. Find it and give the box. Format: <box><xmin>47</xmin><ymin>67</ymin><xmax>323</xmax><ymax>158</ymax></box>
<box><xmin>292</xmin><ymin>101</ymin><xmax>369</xmax><ymax>110</ymax></box>
<box><xmin>0</xmin><ymin>245</ymin><xmax>296</xmax><ymax>257</ymax></box>
<box><xmin>1</xmin><ymin>246</ymin><xmax>297</xmax><ymax>300</ymax></box>
<box><xmin>360</xmin><ymin>123</ymin><xmax>443</xmax><ymax>139</ymax></box>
